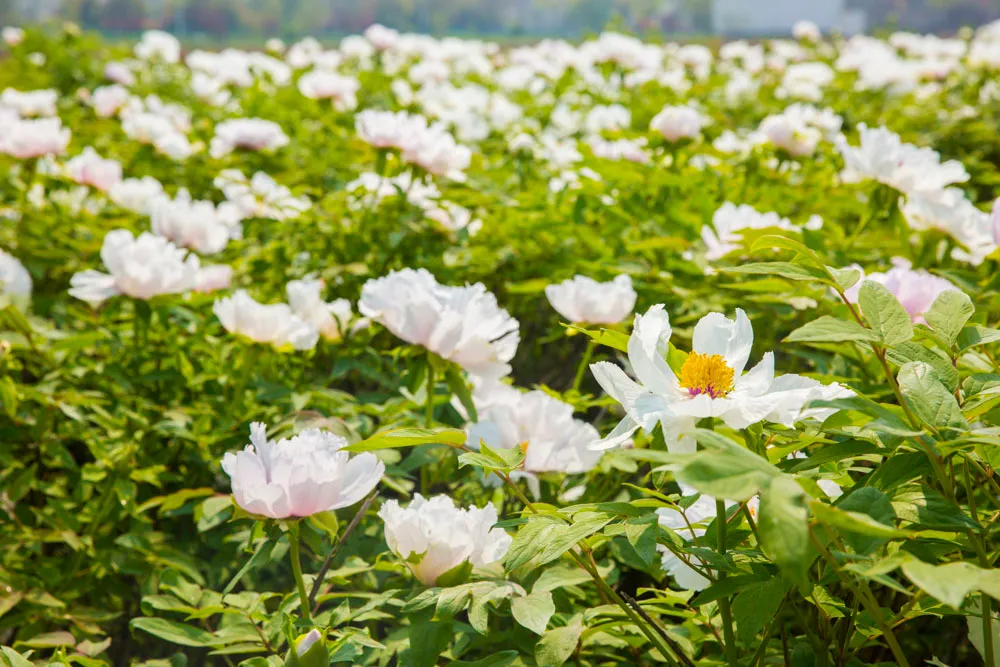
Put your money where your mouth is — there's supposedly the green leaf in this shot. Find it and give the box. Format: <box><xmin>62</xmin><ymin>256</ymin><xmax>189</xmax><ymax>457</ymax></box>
<box><xmin>957</xmin><ymin>325</ymin><xmax>1000</xmax><ymax>351</ymax></box>
<box><xmin>858</xmin><ymin>280</ymin><xmax>913</xmax><ymax>346</ymax></box>
<box><xmin>405</xmin><ymin>609</ymin><xmax>452</xmax><ymax>667</ymax></box>
<box><xmin>506</xmin><ymin>514</ymin><xmax>612</xmax><ymax>571</ymax></box>
<box><xmin>897</xmin><ymin>362</ymin><xmax>969</xmax><ymax>433</ymax></box>
<box><xmin>924</xmin><ymin>290</ymin><xmax>974</xmax><ymax>347</ymax></box>
<box><xmin>0</xmin><ymin>647</ymin><xmax>33</xmax><ymax>667</ymax></box>
<box><xmin>511</xmin><ymin>590</ymin><xmax>555</xmax><ymax>635</ymax></box>
<box><xmin>886</xmin><ymin>342</ymin><xmax>958</xmax><ymax>391</ymax></box>
<box><xmin>535</xmin><ymin>616</ymin><xmax>584</xmax><ymax>667</ymax></box>
<box><xmin>457</xmin><ymin>440</ymin><xmax>524</xmax><ymax>473</ymax></box>
<box><xmin>733</xmin><ymin>577</ymin><xmax>790</xmax><ymax>643</ymax></box>
<box><xmin>129</xmin><ymin>617</ymin><xmax>221</xmax><ymax>647</ymax></box>
<box><xmin>811</xmin><ymin>494</ymin><xmax>911</xmax><ymax>550</ymax></box>
<box><xmin>784</xmin><ymin>316</ymin><xmax>879</xmax><ymax>344</ymax></box>
<box><xmin>624</xmin><ymin>516</ymin><xmax>659</xmax><ymax>567</ymax></box>
<box><xmin>750</xmin><ymin>235</ymin><xmax>828</xmax><ymax>272</ymax></box>
<box><xmin>567</xmin><ymin>325</ymin><xmax>629</xmax><ymax>353</ymax></box>
<box><xmin>677</xmin><ymin>430</ymin><xmax>780</xmax><ymax>501</ymax></box>
<box><xmin>447</xmin><ymin>651</ymin><xmax>520</xmax><ymax>667</ymax></box>
<box><xmin>223</xmin><ymin>536</ymin><xmax>277</xmax><ymax>595</ymax></box>
<box><xmin>758</xmin><ymin>476</ymin><xmax>811</xmax><ymax>592</ymax></box>
<box><xmin>831</xmin><ymin>268</ymin><xmax>862</xmax><ymax>291</ymax></box>
<box><xmin>901</xmin><ymin>559</ymin><xmax>1000</xmax><ymax>609</ymax></box>
<box><xmin>342</xmin><ymin>427</ymin><xmax>466</xmax><ymax>452</ymax></box>
<box><xmin>15</xmin><ymin>631</ymin><xmax>76</xmax><ymax>648</ymax></box>
<box><xmin>723</xmin><ymin>262</ymin><xmax>830</xmax><ymax>283</ymax></box>
<box><xmin>891</xmin><ymin>486</ymin><xmax>979</xmax><ymax>531</ymax></box>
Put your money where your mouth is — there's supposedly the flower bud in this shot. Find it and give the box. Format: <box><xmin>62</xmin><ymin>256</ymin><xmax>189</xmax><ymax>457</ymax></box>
<box><xmin>284</xmin><ymin>629</ymin><xmax>328</xmax><ymax>667</ymax></box>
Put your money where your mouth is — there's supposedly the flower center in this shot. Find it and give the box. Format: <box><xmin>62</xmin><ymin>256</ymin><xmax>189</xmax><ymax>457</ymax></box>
<box><xmin>678</xmin><ymin>352</ymin><xmax>735</xmax><ymax>399</ymax></box>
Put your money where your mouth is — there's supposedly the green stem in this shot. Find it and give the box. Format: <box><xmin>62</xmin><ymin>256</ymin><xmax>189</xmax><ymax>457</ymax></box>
<box><xmin>572</xmin><ymin>339</ymin><xmax>597</xmax><ymax>392</ymax></box>
<box><xmin>287</xmin><ymin>522</ymin><xmax>313</xmax><ymax>625</ymax></box>
<box><xmin>498</xmin><ymin>469</ymin><xmax>686</xmax><ymax>666</ymax></box>
<box><xmin>715</xmin><ymin>499</ymin><xmax>739</xmax><ymax>667</ymax></box>
<box><xmin>425</xmin><ymin>359</ymin><xmax>435</xmax><ymax>427</ymax></box>
<box><xmin>811</xmin><ymin>531</ymin><xmax>910</xmax><ymax>667</ymax></box>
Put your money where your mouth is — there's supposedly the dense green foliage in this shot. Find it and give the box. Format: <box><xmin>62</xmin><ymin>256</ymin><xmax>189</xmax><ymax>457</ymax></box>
<box><xmin>3</xmin><ymin>22</ymin><xmax>1000</xmax><ymax>667</ymax></box>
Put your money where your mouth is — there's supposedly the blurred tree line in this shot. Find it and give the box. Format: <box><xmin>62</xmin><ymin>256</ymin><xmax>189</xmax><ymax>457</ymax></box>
<box><xmin>4</xmin><ymin>0</ymin><xmax>703</xmax><ymax>38</ymax></box>
<box><xmin>3</xmin><ymin>0</ymin><xmax>997</xmax><ymax>39</ymax></box>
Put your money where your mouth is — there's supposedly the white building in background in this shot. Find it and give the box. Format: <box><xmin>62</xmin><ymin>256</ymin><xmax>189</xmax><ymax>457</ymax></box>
<box><xmin>712</xmin><ymin>0</ymin><xmax>866</xmax><ymax>35</ymax></box>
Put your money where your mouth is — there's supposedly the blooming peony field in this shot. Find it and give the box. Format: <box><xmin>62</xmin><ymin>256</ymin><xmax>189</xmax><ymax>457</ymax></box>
<box><xmin>6</xmin><ymin>18</ymin><xmax>1000</xmax><ymax>667</ymax></box>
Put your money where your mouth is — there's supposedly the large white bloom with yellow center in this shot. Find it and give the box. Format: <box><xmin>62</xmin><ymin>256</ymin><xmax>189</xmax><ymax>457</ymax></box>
<box><xmin>589</xmin><ymin>305</ymin><xmax>852</xmax><ymax>451</ymax></box>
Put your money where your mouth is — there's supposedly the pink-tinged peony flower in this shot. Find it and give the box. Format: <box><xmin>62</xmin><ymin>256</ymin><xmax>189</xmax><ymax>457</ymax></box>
<box><xmin>195</xmin><ymin>264</ymin><xmax>232</xmax><ymax>293</ymax></box>
<box><xmin>297</xmin><ymin>70</ymin><xmax>360</xmax><ymax>110</ymax></box>
<box><xmin>2</xmin><ymin>27</ymin><xmax>24</xmax><ymax>47</ymax></box>
<box><xmin>378</xmin><ymin>494</ymin><xmax>511</xmax><ymax>586</ymax></box>
<box><xmin>0</xmin><ymin>117</ymin><xmax>70</xmax><ymax>159</ymax></box>
<box><xmin>222</xmin><ymin>422</ymin><xmax>383</xmax><ymax>519</ymax></box>
<box><xmin>364</xmin><ymin>23</ymin><xmax>400</xmax><ymax>51</ymax></box>
<box><xmin>842</xmin><ymin>259</ymin><xmax>960</xmax><ymax>324</ymax></box>
<box><xmin>210</xmin><ymin>118</ymin><xmax>289</xmax><ymax>158</ymax></box>
<box><xmin>104</xmin><ymin>61</ymin><xmax>136</xmax><ymax>86</ymax></box>
<box><xmin>65</xmin><ymin>147</ymin><xmax>123</xmax><ymax>192</ymax></box>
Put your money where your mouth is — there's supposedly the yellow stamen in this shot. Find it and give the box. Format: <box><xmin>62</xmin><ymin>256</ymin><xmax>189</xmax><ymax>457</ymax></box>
<box><xmin>519</xmin><ymin>441</ymin><xmax>529</xmax><ymax>455</ymax></box>
<box><xmin>678</xmin><ymin>352</ymin><xmax>735</xmax><ymax>399</ymax></box>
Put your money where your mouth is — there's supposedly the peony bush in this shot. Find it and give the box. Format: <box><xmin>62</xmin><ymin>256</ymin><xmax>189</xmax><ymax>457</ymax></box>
<box><xmin>3</xmin><ymin>19</ymin><xmax>1000</xmax><ymax>667</ymax></box>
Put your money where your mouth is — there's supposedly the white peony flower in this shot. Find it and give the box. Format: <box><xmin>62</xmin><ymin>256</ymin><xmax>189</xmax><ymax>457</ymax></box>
<box><xmin>2</xmin><ymin>27</ymin><xmax>24</xmax><ymax>47</ymax></box>
<box><xmin>1</xmin><ymin>88</ymin><xmax>57</xmax><ymax>116</ymax></box>
<box><xmin>68</xmin><ymin>229</ymin><xmax>200</xmax><ymax>305</ymax></box>
<box><xmin>286</xmin><ymin>279</ymin><xmax>354</xmax><ymax>341</ymax></box>
<box><xmin>210</xmin><ymin>118</ymin><xmax>289</xmax><ymax>159</ymax></box>
<box><xmin>424</xmin><ymin>202</ymin><xmax>482</xmax><ymax>236</ymax></box>
<box><xmin>108</xmin><ymin>176</ymin><xmax>164</xmax><ymax>215</ymax></box>
<box><xmin>757</xmin><ymin>112</ymin><xmax>821</xmax><ymax>157</ymax></box>
<box><xmin>545</xmin><ymin>274</ymin><xmax>636</xmax><ymax>325</ymax></box>
<box><xmin>90</xmin><ymin>84</ymin><xmax>129</xmax><ymax>118</ymax></box>
<box><xmin>842</xmin><ymin>259</ymin><xmax>960</xmax><ymax>325</ymax></box>
<box><xmin>463</xmin><ymin>381</ymin><xmax>601</xmax><ymax>498</ymax></box>
<box><xmin>589</xmin><ymin>306</ymin><xmax>853</xmax><ymax>451</ymax></box>
<box><xmin>378</xmin><ymin>494</ymin><xmax>511</xmax><ymax>586</ymax></box>
<box><xmin>359</xmin><ymin>268</ymin><xmax>519</xmax><ymax>380</ymax></box>
<box><xmin>836</xmin><ymin>124</ymin><xmax>969</xmax><ymax>195</ymax></box>
<box><xmin>656</xmin><ymin>486</ymin><xmax>720</xmax><ymax>590</ymax></box>
<box><xmin>213</xmin><ymin>290</ymin><xmax>319</xmax><ymax>350</ymax></box>
<box><xmin>792</xmin><ymin>20</ymin><xmax>821</xmax><ymax>42</ymax></box>
<box><xmin>297</xmin><ymin>70</ymin><xmax>360</xmax><ymax>110</ymax></box>
<box><xmin>0</xmin><ymin>249</ymin><xmax>31</xmax><ymax>309</ymax></box>
<box><xmin>0</xmin><ymin>117</ymin><xmax>70</xmax><ymax>159</ymax></box>
<box><xmin>134</xmin><ymin>30</ymin><xmax>181</xmax><ymax>64</ymax></box>
<box><xmin>900</xmin><ymin>188</ymin><xmax>997</xmax><ymax>265</ymax></box>
<box><xmin>649</xmin><ymin>105</ymin><xmax>707</xmax><ymax>142</ymax></box>
<box><xmin>345</xmin><ymin>172</ymin><xmax>441</xmax><ymax>210</ymax></box>
<box><xmin>65</xmin><ymin>147</ymin><xmax>123</xmax><ymax>192</ymax></box>
<box><xmin>702</xmin><ymin>202</ymin><xmax>801</xmax><ymax>261</ymax></box>
<box><xmin>214</xmin><ymin>169</ymin><xmax>310</xmax><ymax>221</ymax></box>
<box><xmin>150</xmin><ymin>189</ymin><xmax>243</xmax><ymax>255</ymax></box>
<box><xmin>222</xmin><ymin>422</ymin><xmax>383</xmax><ymax>519</ymax></box>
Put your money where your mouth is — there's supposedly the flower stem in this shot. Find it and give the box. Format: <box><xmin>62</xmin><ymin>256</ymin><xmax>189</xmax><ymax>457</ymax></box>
<box><xmin>425</xmin><ymin>359</ymin><xmax>435</xmax><ymax>427</ymax></box>
<box><xmin>715</xmin><ymin>499</ymin><xmax>740</xmax><ymax>667</ymax></box>
<box><xmin>287</xmin><ymin>522</ymin><xmax>313</xmax><ymax>625</ymax></box>
<box><xmin>572</xmin><ymin>339</ymin><xmax>597</xmax><ymax>392</ymax></box>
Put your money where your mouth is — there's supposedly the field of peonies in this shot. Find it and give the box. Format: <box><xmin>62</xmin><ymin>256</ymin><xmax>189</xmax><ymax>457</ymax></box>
<box><xmin>6</xmin><ymin>18</ymin><xmax>1000</xmax><ymax>667</ymax></box>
